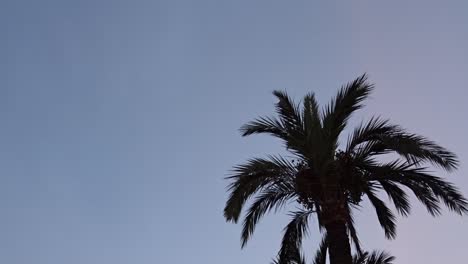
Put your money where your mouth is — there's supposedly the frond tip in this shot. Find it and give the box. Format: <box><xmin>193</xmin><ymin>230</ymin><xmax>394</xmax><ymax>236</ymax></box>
<box><xmin>323</xmin><ymin>73</ymin><xmax>374</xmax><ymax>142</ymax></box>
<box><xmin>365</xmin><ymin>188</ymin><xmax>397</xmax><ymax>239</ymax></box>
<box><xmin>241</xmin><ymin>185</ymin><xmax>295</xmax><ymax>247</ymax></box>
<box><xmin>272</xmin><ymin>90</ymin><xmax>303</xmax><ymax>129</ymax></box>
<box><xmin>278</xmin><ymin>209</ymin><xmax>313</xmax><ymax>264</ymax></box>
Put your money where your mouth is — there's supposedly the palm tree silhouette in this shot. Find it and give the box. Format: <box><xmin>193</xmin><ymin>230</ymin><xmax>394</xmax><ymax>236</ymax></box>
<box><xmin>223</xmin><ymin>74</ymin><xmax>467</xmax><ymax>264</ymax></box>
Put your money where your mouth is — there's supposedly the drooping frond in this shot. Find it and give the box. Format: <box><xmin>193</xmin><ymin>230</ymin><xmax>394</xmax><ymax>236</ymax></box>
<box><xmin>322</xmin><ymin>74</ymin><xmax>373</xmax><ymax>144</ymax></box>
<box><xmin>278</xmin><ymin>209</ymin><xmax>313</xmax><ymax>264</ymax></box>
<box><xmin>346</xmin><ymin>205</ymin><xmax>362</xmax><ymax>254</ymax></box>
<box><xmin>365</xmin><ymin>251</ymin><xmax>395</xmax><ymax>264</ymax></box>
<box><xmin>402</xmin><ymin>172</ymin><xmax>468</xmax><ymax>215</ymax></box>
<box><xmin>379</xmin><ymin>181</ymin><xmax>411</xmax><ymax>217</ymax></box>
<box><xmin>241</xmin><ymin>183</ymin><xmax>296</xmax><ymax>247</ymax></box>
<box><xmin>364</xmin><ymin>161</ymin><xmax>468</xmax><ymax>216</ymax></box>
<box><xmin>354</xmin><ymin>130</ymin><xmax>459</xmax><ymax>171</ymax></box>
<box><xmin>365</xmin><ymin>188</ymin><xmax>397</xmax><ymax>239</ymax></box>
<box><xmin>363</xmin><ymin>161</ymin><xmax>441</xmax><ymax>216</ymax></box>
<box><xmin>224</xmin><ymin>156</ymin><xmax>296</xmax><ymax>222</ymax></box>
<box><xmin>346</xmin><ymin>117</ymin><xmax>400</xmax><ymax>153</ymax></box>
<box><xmin>377</xmin><ymin>133</ymin><xmax>458</xmax><ymax>171</ymax></box>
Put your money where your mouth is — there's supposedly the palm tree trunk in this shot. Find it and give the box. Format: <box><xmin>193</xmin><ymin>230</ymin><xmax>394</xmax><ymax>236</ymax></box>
<box><xmin>325</xmin><ymin>220</ymin><xmax>353</xmax><ymax>264</ymax></box>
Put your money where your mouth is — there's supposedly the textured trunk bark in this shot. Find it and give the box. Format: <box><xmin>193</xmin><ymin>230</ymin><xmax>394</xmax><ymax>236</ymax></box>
<box><xmin>325</xmin><ymin>221</ymin><xmax>353</xmax><ymax>264</ymax></box>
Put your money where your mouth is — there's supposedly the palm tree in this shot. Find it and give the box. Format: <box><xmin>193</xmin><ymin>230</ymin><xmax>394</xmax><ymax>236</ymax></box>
<box><xmin>223</xmin><ymin>74</ymin><xmax>468</xmax><ymax>264</ymax></box>
<box><xmin>272</xmin><ymin>235</ymin><xmax>395</xmax><ymax>264</ymax></box>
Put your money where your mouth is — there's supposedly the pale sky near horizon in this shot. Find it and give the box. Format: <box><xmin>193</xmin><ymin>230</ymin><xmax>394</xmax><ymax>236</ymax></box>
<box><xmin>2</xmin><ymin>0</ymin><xmax>468</xmax><ymax>263</ymax></box>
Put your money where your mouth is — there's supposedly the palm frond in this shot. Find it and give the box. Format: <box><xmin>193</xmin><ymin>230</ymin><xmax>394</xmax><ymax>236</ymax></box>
<box><xmin>273</xmin><ymin>90</ymin><xmax>303</xmax><ymax>129</ymax></box>
<box><xmin>240</xmin><ymin>116</ymin><xmax>287</xmax><ymax>139</ymax></box>
<box><xmin>278</xmin><ymin>209</ymin><xmax>313</xmax><ymax>264</ymax></box>
<box><xmin>363</xmin><ymin>161</ymin><xmax>442</xmax><ymax>216</ymax></box>
<box><xmin>370</xmin><ymin>132</ymin><xmax>458</xmax><ymax>171</ymax></box>
<box><xmin>365</xmin><ymin>188</ymin><xmax>397</xmax><ymax>239</ymax></box>
<box><xmin>366</xmin><ymin>251</ymin><xmax>395</xmax><ymax>264</ymax></box>
<box><xmin>303</xmin><ymin>92</ymin><xmax>322</xmax><ymax>132</ymax></box>
<box><xmin>379</xmin><ymin>181</ymin><xmax>411</xmax><ymax>217</ymax></box>
<box><xmin>240</xmin><ymin>93</ymin><xmax>309</xmax><ymax>159</ymax></box>
<box><xmin>224</xmin><ymin>156</ymin><xmax>296</xmax><ymax>222</ymax></box>
<box><xmin>402</xmin><ymin>172</ymin><xmax>468</xmax><ymax>215</ymax></box>
<box><xmin>398</xmin><ymin>179</ymin><xmax>442</xmax><ymax>216</ymax></box>
<box><xmin>241</xmin><ymin>184</ymin><xmax>296</xmax><ymax>247</ymax></box>
<box><xmin>346</xmin><ymin>205</ymin><xmax>362</xmax><ymax>254</ymax></box>
<box><xmin>346</xmin><ymin>117</ymin><xmax>400</xmax><ymax>153</ymax></box>
<box><xmin>301</xmin><ymin>92</ymin><xmax>326</xmax><ymax>162</ymax></box>
<box><xmin>322</xmin><ymin>74</ymin><xmax>373</xmax><ymax>143</ymax></box>
<box><xmin>364</xmin><ymin>161</ymin><xmax>468</xmax><ymax>216</ymax></box>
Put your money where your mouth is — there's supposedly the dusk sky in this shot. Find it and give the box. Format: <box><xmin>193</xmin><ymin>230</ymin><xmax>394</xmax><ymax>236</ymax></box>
<box><xmin>2</xmin><ymin>0</ymin><xmax>468</xmax><ymax>263</ymax></box>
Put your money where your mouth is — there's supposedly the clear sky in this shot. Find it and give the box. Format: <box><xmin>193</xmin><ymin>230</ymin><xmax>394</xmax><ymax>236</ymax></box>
<box><xmin>2</xmin><ymin>0</ymin><xmax>468</xmax><ymax>263</ymax></box>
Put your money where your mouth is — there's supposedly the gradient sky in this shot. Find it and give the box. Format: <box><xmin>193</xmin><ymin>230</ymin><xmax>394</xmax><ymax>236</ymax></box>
<box><xmin>2</xmin><ymin>0</ymin><xmax>468</xmax><ymax>263</ymax></box>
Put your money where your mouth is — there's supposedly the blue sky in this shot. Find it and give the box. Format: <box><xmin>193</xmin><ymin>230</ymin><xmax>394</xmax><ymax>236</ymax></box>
<box><xmin>1</xmin><ymin>0</ymin><xmax>468</xmax><ymax>263</ymax></box>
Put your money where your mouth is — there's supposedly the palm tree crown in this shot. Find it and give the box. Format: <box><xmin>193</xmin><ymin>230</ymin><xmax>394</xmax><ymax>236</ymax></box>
<box><xmin>224</xmin><ymin>74</ymin><xmax>467</xmax><ymax>264</ymax></box>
